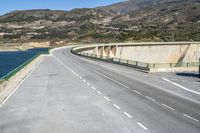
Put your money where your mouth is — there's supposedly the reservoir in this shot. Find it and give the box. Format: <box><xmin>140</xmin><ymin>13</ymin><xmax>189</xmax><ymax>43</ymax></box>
<box><xmin>0</xmin><ymin>48</ymin><xmax>48</xmax><ymax>78</ymax></box>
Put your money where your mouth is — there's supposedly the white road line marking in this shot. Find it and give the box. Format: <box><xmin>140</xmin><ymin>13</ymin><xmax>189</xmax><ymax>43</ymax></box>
<box><xmin>132</xmin><ymin>89</ymin><xmax>141</xmax><ymax>95</ymax></box>
<box><xmin>54</xmin><ymin>56</ymin><xmax>82</xmax><ymax>82</ymax></box>
<box><xmin>183</xmin><ymin>114</ymin><xmax>199</xmax><ymax>122</ymax></box>
<box><xmin>137</xmin><ymin>122</ymin><xmax>148</xmax><ymax>130</ymax></box>
<box><xmin>87</xmin><ymin>83</ymin><xmax>91</xmax><ymax>86</ymax></box>
<box><xmin>97</xmin><ymin>91</ymin><xmax>102</xmax><ymax>95</ymax></box>
<box><xmin>123</xmin><ymin>112</ymin><xmax>132</xmax><ymax>118</ymax></box>
<box><xmin>73</xmin><ymin>52</ymin><xmax>132</xmax><ymax>74</ymax></box>
<box><xmin>87</xmin><ymin>67</ymin><xmax>130</xmax><ymax>89</ymax></box>
<box><xmin>145</xmin><ymin>96</ymin><xmax>156</xmax><ymax>102</ymax></box>
<box><xmin>0</xmin><ymin>58</ymin><xmax>44</xmax><ymax>108</ymax></box>
<box><xmin>161</xmin><ymin>103</ymin><xmax>175</xmax><ymax>111</ymax></box>
<box><xmin>69</xmin><ymin>50</ymin><xmax>131</xmax><ymax>90</ymax></box>
<box><xmin>83</xmin><ymin>79</ymin><xmax>86</xmax><ymax>82</ymax></box>
<box><xmin>104</xmin><ymin>96</ymin><xmax>110</xmax><ymax>101</ymax></box>
<box><xmin>162</xmin><ymin>78</ymin><xmax>200</xmax><ymax>95</ymax></box>
<box><xmin>79</xmin><ymin>77</ymin><xmax>82</xmax><ymax>79</ymax></box>
<box><xmin>113</xmin><ymin>104</ymin><xmax>120</xmax><ymax>109</ymax></box>
<box><xmin>92</xmin><ymin>86</ymin><xmax>96</xmax><ymax>90</ymax></box>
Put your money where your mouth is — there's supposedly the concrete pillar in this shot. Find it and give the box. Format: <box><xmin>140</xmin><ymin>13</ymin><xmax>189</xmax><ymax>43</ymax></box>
<box><xmin>110</xmin><ymin>45</ymin><xmax>117</xmax><ymax>57</ymax></box>
<box><xmin>104</xmin><ymin>46</ymin><xmax>110</xmax><ymax>57</ymax></box>
<box><xmin>93</xmin><ymin>46</ymin><xmax>98</xmax><ymax>55</ymax></box>
<box><xmin>98</xmin><ymin>46</ymin><xmax>103</xmax><ymax>56</ymax></box>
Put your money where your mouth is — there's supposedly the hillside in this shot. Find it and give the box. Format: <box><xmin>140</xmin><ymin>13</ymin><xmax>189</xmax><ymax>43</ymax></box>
<box><xmin>0</xmin><ymin>0</ymin><xmax>200</xmax><ymax>46</ymax></box>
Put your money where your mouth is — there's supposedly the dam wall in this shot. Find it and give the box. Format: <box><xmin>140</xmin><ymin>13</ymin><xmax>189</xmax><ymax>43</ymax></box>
<box><xmin>72</xmin><ymin>42</ymin><xmax>200</xmax><ymax>72</ymax></box>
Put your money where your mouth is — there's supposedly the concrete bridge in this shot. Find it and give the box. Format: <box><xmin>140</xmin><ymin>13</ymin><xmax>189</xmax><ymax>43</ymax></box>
<box><xmin>73</xmin><ymin>42</ymin><xmax>200</xmax><ymax>72</ymax></box>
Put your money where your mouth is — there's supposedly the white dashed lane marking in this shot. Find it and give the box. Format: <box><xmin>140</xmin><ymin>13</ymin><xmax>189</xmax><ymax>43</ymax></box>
<box><xmin>55</xmin><ymin>55</ymin><xmax>151</xmax><ymax>131</ymax></box>
<box><xmin>87</xmin><ymin>83</ymin><xmax>91</xmax><ymax>86</ymax></box>
<box><xmin>123</xmin><ymin>112</ymin><xmax>132</xmax><ymax>119</ymax></box>
<box><xmin>97</xmin><ymin>91</ymin><xmax>102</xmax><ymax>95</ymax></box>
<box><xmin>161</xmin><ymin>103</ymin><xmax>175</xmax><ymax>111</ymax></box>
<box><xmin>92</xmin><ymin>86</ymin><xmax>96</xmax><ymax>90</ymax></box>
<box><xmin>132</xmin><ymin>89</ymin><xmax>141</xmax><ymax>95</ymax></box>
<box><xmin>137</xmin><ymin>122</ymin><xmax>148</xmax><ymax>130</ymax></box>
<box><xmin>183</xmin><ymin>114</ymin><xmax>199</xmax><ymax>123</ymax></box>
<box><xmin>145</xmin><ymin>96</ymin><xmax>156</xmax><ymax>102</ymax></box>
<box><xmin>113</xmin><ymin>104</ymin><xmax>120</xmax><ymax>109</ymax></box>
<box><xmin>104</xmin><ymin>96</ymin><xmax>110</xmax><ymax>101</ymax></box>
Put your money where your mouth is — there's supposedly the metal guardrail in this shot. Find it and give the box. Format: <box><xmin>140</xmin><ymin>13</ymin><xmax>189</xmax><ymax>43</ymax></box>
<box><xmin>71</xmin><ymin>46</ymin><xmax>200</xmax><ymax>72</ymax></box>
<box><xmin>0</xmin><ymin>50</ymin><xmax>49</xmax><ymax>92</ymax></box>
<box><xmin>71</xmin><ymin>47</ymin><xmax>150</xmax><ymax>71</ymax></box>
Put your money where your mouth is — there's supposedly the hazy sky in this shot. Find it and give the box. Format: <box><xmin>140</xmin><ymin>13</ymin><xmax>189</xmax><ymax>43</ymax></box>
<box><xmin>0</xmin><ymin>0</ymin><xmax>125</xmax><ymax>15</ymax></box>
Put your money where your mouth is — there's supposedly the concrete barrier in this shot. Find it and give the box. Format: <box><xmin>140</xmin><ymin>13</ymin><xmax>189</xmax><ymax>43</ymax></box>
<box><xmin>71</xmin><ymin>42</ymin><xmax>200</xmax><ymax>72</ymax></box>
<box><xmin>0</xmin><ymin>51</ymin><xmax>49</xmax><ymax>104</ymax></box>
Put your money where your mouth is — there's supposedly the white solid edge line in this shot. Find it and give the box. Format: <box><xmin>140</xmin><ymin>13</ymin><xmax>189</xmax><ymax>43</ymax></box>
<box><xmin>87</xmin><ymin>67</ymin><xmax>130</xmax><ymax>89</ymax></box>
<box><xmin>123</xmin><ymin>112</ymin><xmax>132</xmax><ymax>118</ymax></box>
<box><xmin>183</xmin><ymin>114</ymin><xmax>199</xmax><ymax>122</ymax></box>
<box><xmin>113</xmin><ymin>104</ymin><xmax>120</xmax><ymax>109</ymax></box>
<box><xmin>104</xmin><ymin>96</ymin><xmax>110</xmax><ymax>101</ymax></box>
<box><xmin>161</xmin><ymin>103</ymin><xmax>175</xmax><ymax>111</ymax></box>
<box><xmin>137</xmin><ymin>122</ymin><xmax>148</xmax><ymax>130</ymax></box>
<box><xmin>0</xmin><ymin>58</ymin><xmax>44</xmax><ymax>108</ymax></box>
<box><xmin>162</xmin><ymin>78</ymin><xmax>200</xmax><ymax>95</ymax></box>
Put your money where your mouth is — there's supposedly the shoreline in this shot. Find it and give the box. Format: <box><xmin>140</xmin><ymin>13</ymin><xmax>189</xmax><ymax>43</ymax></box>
<box><xmin>0</xmin><ymin>49</ymin><xmax>22</xmax><ymax>52</ymax></box>
<box><xmin>0</xmin><ymin>46</ymin><xmax>50</xmax><ymax>52</ymax></box>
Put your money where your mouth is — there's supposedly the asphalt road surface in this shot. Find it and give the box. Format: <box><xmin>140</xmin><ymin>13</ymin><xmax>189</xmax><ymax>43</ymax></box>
<box><xmin>0</xmin><ymin>47</ymin><xmax>200</xmax><ymax>133</ymax></box>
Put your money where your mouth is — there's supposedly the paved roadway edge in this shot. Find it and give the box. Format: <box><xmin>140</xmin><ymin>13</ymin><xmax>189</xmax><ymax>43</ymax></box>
<box><xmin>0</xmin><ymin>45</ymin><xmax>80</xmax><ymax>108</ymax></box>
<box><xmin>0</xmin><ymin>54</ymin><xmax>48</xmax><ymax>108</ymax></box>
<box><xmin>0</xmin><ymin>45</ymin><xmax>75</xmax><ymax>108</ymax></box>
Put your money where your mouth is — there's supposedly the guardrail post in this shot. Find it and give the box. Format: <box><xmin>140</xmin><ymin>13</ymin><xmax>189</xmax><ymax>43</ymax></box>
<box><xmin>119</xmin><ymin>59</ymin><xmax>121</xmax><ymax>64</ymax></box>
<box><xmin>147</xmin><ymin>63</ymin><xmax>149</xmax><ymax>68</ymax></box>
<box><xmin>170</xmin><ymin>63</ymin><xmax>172</xmax><ymax>68</ymax></box>
<box><xmin>187</xmin><ymin>62</ymin><xmax>189</xmax><ymax>68</ymax></box>
<box><xmin>199</xmin><ymin>59</ymin><xmax>200</xmax><ymax>78</ymax></box>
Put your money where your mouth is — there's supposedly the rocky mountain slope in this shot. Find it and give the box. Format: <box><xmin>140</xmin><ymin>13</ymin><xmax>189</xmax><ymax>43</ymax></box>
<box><xmin>0</xmin><ymin>0</ymin><xmax>199</xmax><ymax>45</ymax></box>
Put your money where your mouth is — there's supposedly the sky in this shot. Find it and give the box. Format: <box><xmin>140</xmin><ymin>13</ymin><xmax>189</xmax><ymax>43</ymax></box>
<box><xmin>0</xmin><ymin>0</ymin><xmax>125</xmax><ymax>15</ymax></box>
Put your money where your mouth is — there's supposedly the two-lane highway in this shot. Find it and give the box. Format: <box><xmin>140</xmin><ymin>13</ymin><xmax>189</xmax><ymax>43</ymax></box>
<box><xmin>0</xmin><ymin>47</ymin><xmax>200</xmax><ymax>133</ymax></box>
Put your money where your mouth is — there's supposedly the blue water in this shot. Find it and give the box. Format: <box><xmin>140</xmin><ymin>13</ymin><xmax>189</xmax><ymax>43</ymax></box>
<box><xmin>0</xmin><ymin>48</ymin><xmax>48</xmax><ymax>78</ymax></box>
